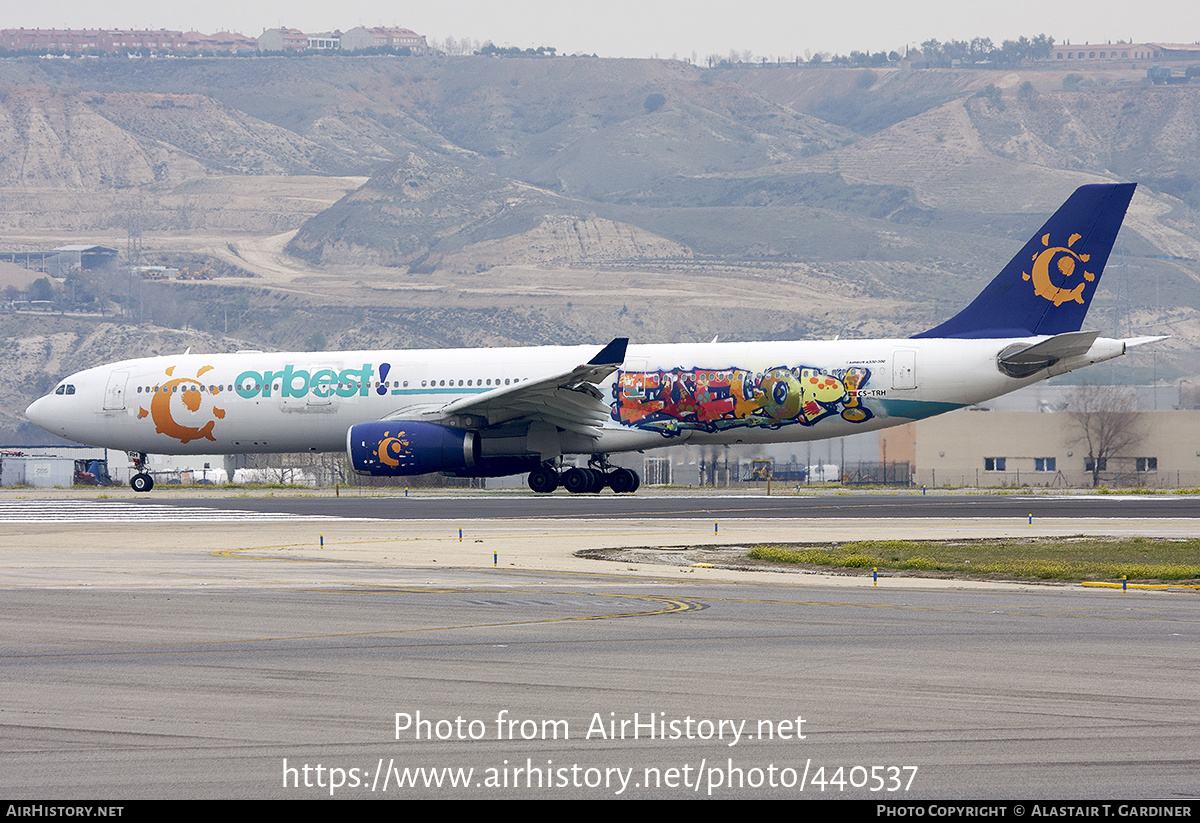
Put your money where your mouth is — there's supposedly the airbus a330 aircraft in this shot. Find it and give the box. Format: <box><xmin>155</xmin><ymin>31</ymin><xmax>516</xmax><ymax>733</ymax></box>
<box><xmin>26</xmin><ymin>182</ymin><xmax>1160</xmax><ymax>494</ymax></box>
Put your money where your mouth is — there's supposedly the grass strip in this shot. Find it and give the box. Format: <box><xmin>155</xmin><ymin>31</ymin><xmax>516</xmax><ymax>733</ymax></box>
<box><xmin>747</xmin><ymin>537</ymin><xmax>1200</xmax><ymax>583</ymax></box>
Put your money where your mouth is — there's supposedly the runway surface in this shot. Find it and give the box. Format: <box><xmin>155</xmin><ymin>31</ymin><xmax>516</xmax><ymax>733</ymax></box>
<box><xmin>2</xmin><ymin>491</ymin><xmax>1198</xmax><ymax>799</ymax></box>
<box><xmin>4</xmin><ymin>490</ymin><xmax>1200</xmax><ymax>522</ymax></box>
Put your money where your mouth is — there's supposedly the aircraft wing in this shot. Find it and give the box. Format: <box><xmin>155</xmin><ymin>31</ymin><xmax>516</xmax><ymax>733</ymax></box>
<box><xmin>423</xmin><ymin>338</ymin><xmax>628</xmax><ymax>437</ymax></box>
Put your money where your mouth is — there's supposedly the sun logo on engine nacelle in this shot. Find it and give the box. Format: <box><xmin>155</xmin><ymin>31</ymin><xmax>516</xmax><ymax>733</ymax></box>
<box><xmin>1022</xmin><ymin>232</ymin><xmax>1095</xmax><ymax>307</ymax></box>
<box><xmin>376</xmin><ymin>431</ymin><xmax>411</xmax><ymax>468</ymax></box>
<box><xmin>137</xmin><ymin>365</ymin><xmax>226</xmax><ymax>444</ymax></box>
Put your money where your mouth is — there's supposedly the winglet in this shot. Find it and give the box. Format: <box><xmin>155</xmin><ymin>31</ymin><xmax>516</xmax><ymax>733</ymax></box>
<box><xmin>436</xmin><ymin>337</ymin><xmax>630</xmax><ymax>428</ymax></box>
<box><xmin>914</xmin><ymin>183</ymin><xmax>1137</xmax><ymax>339</ymax></box>
<box><xmin>589</xmin><ymin>337</ymin><xmax>628</xmax><ymax>366</ymax></box>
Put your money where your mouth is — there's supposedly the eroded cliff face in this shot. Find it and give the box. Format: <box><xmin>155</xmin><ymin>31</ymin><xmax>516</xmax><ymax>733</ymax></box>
<box><xmin>1</xmin><ymin>57</ymin><xmax>1196</xmax><ymax>439</ymax></box>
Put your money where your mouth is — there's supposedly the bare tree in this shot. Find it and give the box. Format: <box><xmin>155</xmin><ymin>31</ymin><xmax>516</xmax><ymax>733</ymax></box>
<box><xmin>1066</xmin><ymin>383</ymin><xmax>1147</xmax><ymax>487</ymax></box>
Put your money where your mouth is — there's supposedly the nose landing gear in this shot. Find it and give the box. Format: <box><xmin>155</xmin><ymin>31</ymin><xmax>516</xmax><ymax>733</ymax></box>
<box><xmin>128</xmin><ymin>451</ymin><xmax>154</xmax><ymax>493</ymax></box>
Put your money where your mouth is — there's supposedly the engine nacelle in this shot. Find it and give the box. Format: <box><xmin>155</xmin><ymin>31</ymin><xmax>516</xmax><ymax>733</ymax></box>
<box><xmin>347</xmin><ymin>421</ymin><xmax>480</xmax><ymax>476</ymax></box>
<box><xmin>446</xmin><ymin>455</ymin><xmax>541</xmax><ymax>478</ymax></box>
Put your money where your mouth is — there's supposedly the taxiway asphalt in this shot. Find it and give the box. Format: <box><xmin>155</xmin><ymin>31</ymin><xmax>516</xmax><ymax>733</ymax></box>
<box><xmin>2</xmin><ymin>491</ymin><xmax>1197</xmax><ymax>799</ymax></box>
<box><xmin>92</xmin><ymin>489</ymin><xmax>1200</xmax><ymax>520</ymax></box>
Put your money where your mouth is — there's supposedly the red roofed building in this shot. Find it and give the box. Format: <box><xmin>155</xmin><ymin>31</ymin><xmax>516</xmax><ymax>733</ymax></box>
<box><xmin>0</xmin><ymin>27</ymin><xmax>254</xmax><ymax>54</ymax></box>
<box><xmin>340</xmin><ymin>26</ymin><xmax>429</xmax><ymax>54</ymax></box>
<box><xmin>257</xmin><ymin>27</ymin><xmax>308</xmax><ymax>52</ymax></box>
<box><xmin>1050</xmin><ymin>42</ymin><xmax>1170</xmax><ymax>62</ymax></box>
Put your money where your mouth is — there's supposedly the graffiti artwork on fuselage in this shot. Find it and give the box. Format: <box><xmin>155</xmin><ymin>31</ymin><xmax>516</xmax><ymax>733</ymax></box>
<box><xmin>612</xmin><ymin>365</ymin><xmax>873</xmax><ymax>436</ymax></box>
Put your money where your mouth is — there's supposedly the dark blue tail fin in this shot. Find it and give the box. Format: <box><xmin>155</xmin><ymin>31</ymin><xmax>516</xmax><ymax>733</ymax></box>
<box><xmin>913</xmin><ymin>183</ymin><xmax>1136</xmax><ymax>339</ymax></box>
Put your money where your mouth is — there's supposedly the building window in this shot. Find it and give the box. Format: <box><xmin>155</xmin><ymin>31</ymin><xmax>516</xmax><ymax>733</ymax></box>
<box><xmin>1085</xmin><ymin>457</ymin><xmax>1107</xmax><ymax>472</ymax></box>
<box><xmin>1136</xmin><ymin>457</ymin><xmax>1158</xmax><ymax>473</ymax></box>
<box><xmin>984</xmin><ymin>457</ymin><xmax>1006</xmax><ymax>471</ymax></box>
<box><xmin>1034</xmin><ymin>457</ymin><xmax>1056</xmax><ymax>472</ymax></box>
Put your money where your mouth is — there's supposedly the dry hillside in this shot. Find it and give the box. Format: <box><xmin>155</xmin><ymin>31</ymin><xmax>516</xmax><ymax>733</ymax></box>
<box><xmin>1</xmin><ymin>56</ymin><xmax>1198</xmax><ymax>441</ymax></box>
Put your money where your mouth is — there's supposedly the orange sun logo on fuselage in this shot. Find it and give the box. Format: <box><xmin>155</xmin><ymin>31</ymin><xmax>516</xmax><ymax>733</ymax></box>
<box><xmin>137</xmin><ymin>365</ymin><xmax>226</xmax><ymax>444</ymax></box>
<box><xmin>1022</xmin><ymin>232</ymin><xmax>1095</xmax><ymax>307</ymax></box>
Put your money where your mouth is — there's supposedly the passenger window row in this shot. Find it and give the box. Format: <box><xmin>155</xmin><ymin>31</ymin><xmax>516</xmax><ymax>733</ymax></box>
<box><xmin>421</xmin><ymin>378</ymin><xmax>522</xmax><ymax>387</ymax></box>
<box><xmin>127</xmin><ymin>378</ymin><xmax>526</xmax><ymax>394</ymax></box>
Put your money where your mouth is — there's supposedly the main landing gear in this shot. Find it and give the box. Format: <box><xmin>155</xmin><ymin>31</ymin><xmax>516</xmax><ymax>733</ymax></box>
<box><xmin>527</xmin><ymin>456</ymin><xmax>640</xmax><ymax>495</ymax></box>
<box><xmin>128</xmin><ymin>451</ymin><xmax>154</xmax><ymax>493</ymax></box>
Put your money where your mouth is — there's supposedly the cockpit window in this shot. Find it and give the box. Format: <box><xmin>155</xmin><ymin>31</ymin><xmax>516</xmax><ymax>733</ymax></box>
<box><xmin>55</xmin><ymin>385</ymin><xmax>65</xmax><ymax>395</ymax></box>
<box><xmin>54</xmin><ymin>384</ymin><xmax>75</xmax><ymax>395</ymax></box>
<box><xmin>65</xmin><ymin>385</ymin><xmax>75</xmax><ymax>395</ymax></box>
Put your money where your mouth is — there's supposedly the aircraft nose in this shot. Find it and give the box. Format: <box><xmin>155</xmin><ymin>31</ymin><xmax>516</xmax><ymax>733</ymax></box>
<box><xmin>24</xmin><ymin>395</ymin><xmax>57</xmax><ymax>434</ymax></box>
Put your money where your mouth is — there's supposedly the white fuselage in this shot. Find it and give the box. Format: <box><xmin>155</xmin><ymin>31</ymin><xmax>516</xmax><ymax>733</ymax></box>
<box><xmin>25</xmin><ymin>336</ymin><xmax>1127</xmax><ymax>461</ymax></box>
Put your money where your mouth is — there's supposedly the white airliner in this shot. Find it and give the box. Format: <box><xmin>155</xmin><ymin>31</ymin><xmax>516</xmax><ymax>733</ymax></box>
<box><xmin>25</xmin><ymin>183</ymin><xmax>1161</xmax><ymax>494</ymax></box>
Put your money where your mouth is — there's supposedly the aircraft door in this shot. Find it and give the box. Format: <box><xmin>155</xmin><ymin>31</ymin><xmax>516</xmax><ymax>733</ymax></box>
<box><xmin>891</xmin><ymin>350</ymin><xmax>917</xmax><ymax>390</ymax></box>
<box><xmin>306</xmin><ymin>365</ymin><xmax>337</xmax><ymax>407</ymax></box>
<box><xmin>613</xmin><ymin>357</ymin><xmax>648</xmax><ymax>425</ymax></box>
<box><xmin>103</xmin><ymin>371</ymin><xmax>130</xmax><ymax>410</ymax></box>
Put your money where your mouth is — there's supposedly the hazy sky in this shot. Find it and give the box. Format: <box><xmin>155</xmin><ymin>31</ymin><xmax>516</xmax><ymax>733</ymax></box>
<box><xmin>11</xmin><ymin>0</ymin><xmax>1199</xmax><ymax>59</ymax></box>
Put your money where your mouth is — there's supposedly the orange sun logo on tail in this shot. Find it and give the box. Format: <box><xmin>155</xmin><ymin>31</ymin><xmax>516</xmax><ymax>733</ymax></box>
<box><xmin>137</xmin><ymin>365</ymin><xmax>226</xmax><ymax>444</ymax></box>
<box><xmin>1022</xmin><ymin>232</ymin><xmax>1095</xmax><ymax>307</ymax></box>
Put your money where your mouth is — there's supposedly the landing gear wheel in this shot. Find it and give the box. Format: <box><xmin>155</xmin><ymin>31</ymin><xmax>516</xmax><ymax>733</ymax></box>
<box><xmin>585</xmin><ymin>468</ymin><xmax>606</xmax><ymax>494</ymax></box>
<box><xmin>130</xmin><ymin>472</ymin><xmax>154</xmax><ymax>493</ymax></box>
<box><xmin>527</xmin><ymin>466</ymin><xmax>559</xmax><ymax>494</ymax></box>
<box><xmin>608</xmin><ymin>468</ymin><xmax>639</xmax><ymax>494</ymax></box>
<box><xmin>563</xmin><ymin>467</ymin><xmax>595</xmax><ymax>494</ymax></box>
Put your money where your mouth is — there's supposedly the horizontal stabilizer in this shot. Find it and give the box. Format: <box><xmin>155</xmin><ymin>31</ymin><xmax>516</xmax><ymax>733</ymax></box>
<box><xmin>1002</xmin><ymin>330</ymin><xmax>1099</xmax><ymax>364</ymax></box>
<box><xmin>997</xmin><ymin>330</ymin><xmax>1099</xmax><ymax>377</ymax></box>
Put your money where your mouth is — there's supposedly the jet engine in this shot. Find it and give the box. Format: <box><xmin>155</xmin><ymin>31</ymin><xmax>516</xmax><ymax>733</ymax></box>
<box><xmin>347</xmin><ymin>421</ymin><xmax>480</xmax><ymax>476</ymax></box>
